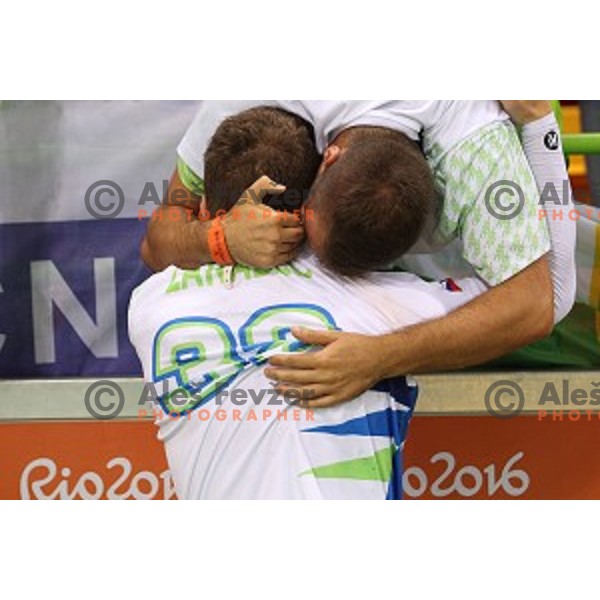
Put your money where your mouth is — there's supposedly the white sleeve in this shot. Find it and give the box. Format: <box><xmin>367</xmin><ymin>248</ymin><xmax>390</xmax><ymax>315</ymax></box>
<box><xmin>521</xmin><ymin>113</ymin><xmax>577</xmax><ymax>323</ymax></box>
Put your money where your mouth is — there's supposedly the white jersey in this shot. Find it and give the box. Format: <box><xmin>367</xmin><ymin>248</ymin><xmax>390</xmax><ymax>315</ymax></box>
<box><xmin>128</xmin><ymin>252</ymin><xmax>485</xmax><ymax>499</ymax></box>
<box><xmin>177</xmin><ymin>100</ymin><xmax>508</xmax><ymax>177</ymax></box>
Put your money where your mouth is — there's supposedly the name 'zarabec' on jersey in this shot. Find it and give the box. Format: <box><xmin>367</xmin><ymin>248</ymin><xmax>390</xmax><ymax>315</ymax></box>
<box><xmin>128</xmin><ymin>252</ymin><xmax>486</xmax><ymax>500</ymax></box>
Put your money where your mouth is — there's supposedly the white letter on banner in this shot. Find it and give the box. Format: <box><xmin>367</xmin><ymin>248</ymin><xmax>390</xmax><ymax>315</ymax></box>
<box><xmin>31</xmin><ymin>258</ymin><xmax>118</xmax><ymax>364</ymax></box>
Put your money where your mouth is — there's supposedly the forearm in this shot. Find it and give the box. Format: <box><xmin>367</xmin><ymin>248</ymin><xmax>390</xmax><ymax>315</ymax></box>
<box><xmin>142</xmin><ymin>205</ymin><xmax>211</xmax><ymax>271</ymax></box>
<box><xmin>521</xmin><ymin>113</ymin><xmax>577</xmax><ymax>322</ymax></box>
<box><xmin>377</xmin><ymin>257</ymin><xmax>554</xmax><ymax>375</ymax></box>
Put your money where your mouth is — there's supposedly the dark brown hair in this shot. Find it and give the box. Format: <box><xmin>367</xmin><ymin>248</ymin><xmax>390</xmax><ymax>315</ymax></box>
<box><xmin>311</xmin><ymin>127</ymin><xmax>436</xmax><ymax>276</ymax></box>
<box><xmin>204</xmin><ymin>106</ymin><xmax>321</xmax><ymax>213</ymax></box>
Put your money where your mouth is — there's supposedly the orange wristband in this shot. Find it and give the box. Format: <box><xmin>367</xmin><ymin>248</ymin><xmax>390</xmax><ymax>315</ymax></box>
<box><xmin>208</xmin><ymin>218</ymin><xmax>234</xmax><ymax>266</ymax></box>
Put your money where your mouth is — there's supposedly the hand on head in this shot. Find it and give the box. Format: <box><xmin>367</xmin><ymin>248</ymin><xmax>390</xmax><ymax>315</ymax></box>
<box><xmin>221</xmin><ymin>176</ymin><xmax>305</xmax><ymax>269</ymax></box>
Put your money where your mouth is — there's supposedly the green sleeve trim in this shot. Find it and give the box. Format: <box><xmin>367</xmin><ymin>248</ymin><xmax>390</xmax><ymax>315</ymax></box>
<box><xmin>177</xmin><ymin>157</ymin><xmax>205</xmax><ymax>196</ymax></box>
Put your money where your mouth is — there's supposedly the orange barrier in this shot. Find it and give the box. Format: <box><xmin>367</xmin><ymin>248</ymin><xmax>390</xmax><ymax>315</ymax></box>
<box><xmin>2</xmin><ymin>416</ymin><xmax>599</xmax><ymax>500</ymax></box>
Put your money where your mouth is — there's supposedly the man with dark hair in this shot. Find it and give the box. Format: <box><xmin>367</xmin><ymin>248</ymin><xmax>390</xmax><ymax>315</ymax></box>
<box><xmin>305</xmin><ymin>126</ymin><xmax>435</xmax><ymax>275</ymax></box>
<box><xmin>203</xmin><ymin>106</ymin><xmax>321</xmax><ymax>215</ymax></box>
